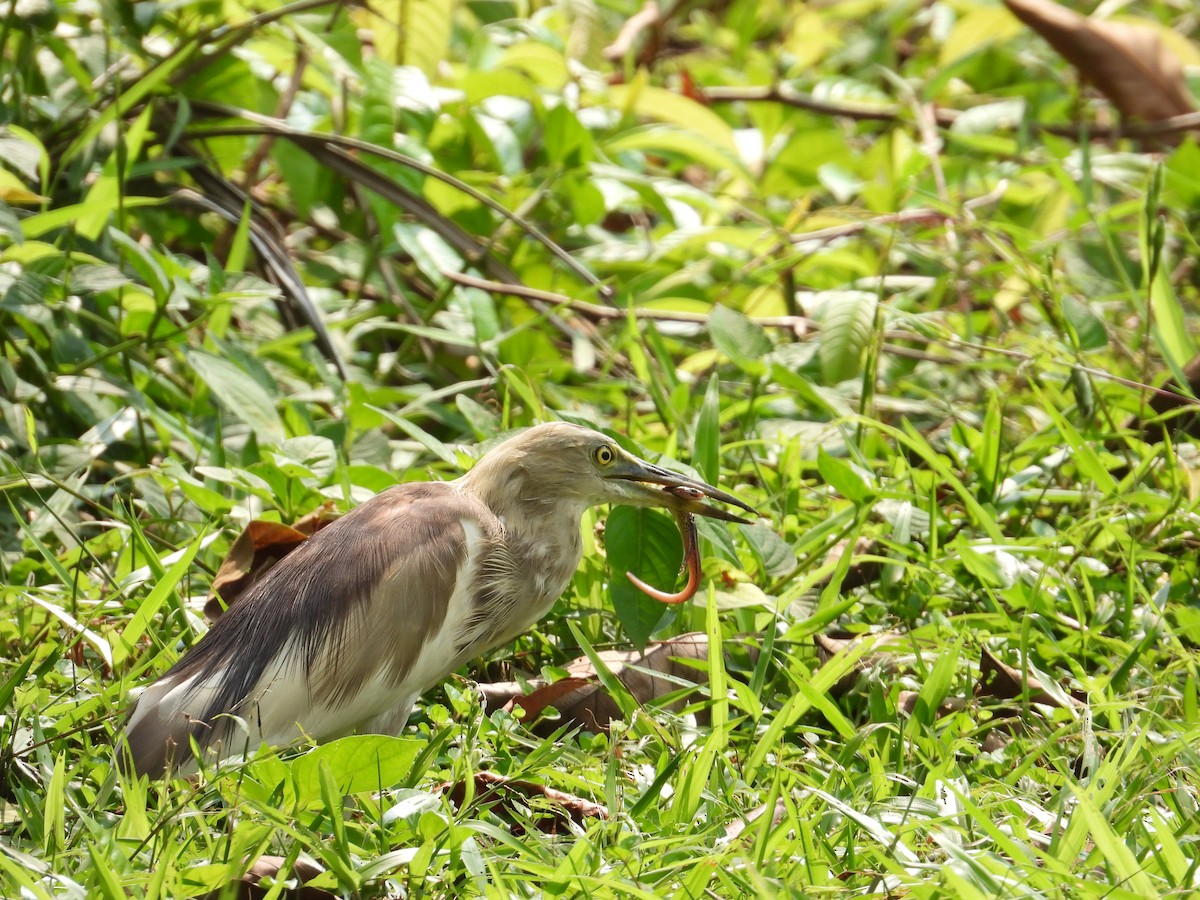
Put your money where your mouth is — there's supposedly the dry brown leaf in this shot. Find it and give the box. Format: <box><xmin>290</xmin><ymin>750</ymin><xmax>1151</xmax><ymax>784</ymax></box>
<box><xmin>896</xmin><ymin>691</ymin><xmax>967</xmax><ymax>719</ymax></box>
<box><xmin>814</xmin><ymin>630</ymin><xmax>909</xmax><ymax>698</ymax></box>
<box><xmin>478</xmin><ymin>679</ymin><xmax>539</xmax><ymax>712</ymax></box>
<box><xmin>720</xmin><ymin>799</ymin><xmax>789</xmax><ymax>845</ymax></box>
<box><xmin>202</xmin><ymin>855</ymin><xmax>331</xmax><ymax>900</ymax></box>
<box><xmin>503</xmin><ymin>676</ymin><xmax>596</xmax><ymax>722</ymax></box>
<box><xmin>977</xmin><ymin>646</ymin><xmax>1082</xmax><ymax>709</ymax></box>
<box><xmin>440</xmin><ymin>771</ymin><xmax>608</xmax><ymax>835</ymax></box>
<box><xmin>1004</xmin><ymin>0</ymin><xmax>1195</xmax><ymax>122</ymax></box>
<box><xmin>980</xmin><ymin>730</ymin><xmax>1011</xmax><ymax>753</ymax></box>
<box><xmin>205</xmin><ymin>504</ymin><xmax>340</xmax><ymax>621</ymax></box>
<box><xmin>491</xmin><ymin>633</ymin><xmax>711</xmax><ymax>735</ymax></box>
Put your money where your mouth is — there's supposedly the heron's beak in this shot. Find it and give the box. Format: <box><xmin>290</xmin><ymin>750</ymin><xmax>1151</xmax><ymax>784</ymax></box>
<box><xmin>608</xmin><ymin>456</ymin><xmax>759</xmax><ymax>524</ymax></box>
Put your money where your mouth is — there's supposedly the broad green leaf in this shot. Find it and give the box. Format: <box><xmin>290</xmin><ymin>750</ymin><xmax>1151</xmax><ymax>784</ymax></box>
<box><xmin>709</xmin><ymin>304</ymin><xmax>771</xmax><ymax>367</ymax></box>
<box><xmin>817</xmin><ymin>292</ymin><xmax>877</xmax><ymax>385</ymax></box>
<box><xmin>606</xmin><ymin>506</ymin><xmax>682</xmax><ymax>647</ymax></box>
<box><xmin>0</xmin><ymin>125</ymin><xmax>48</xmax><ymax>186</ymax></box>
<box><xmin>604</xmin><ymin>127</ymin><xmax>752</xmax><ymax>185</ymax></box>
<box><xmin>291</xmin><ymin>736</ymin><xmax>423</xmax><ymax>804</ymax></box>
<box><xmin>1061</xmin><ymin>295</ymin><xmax>1108</xmax><ymax>351</ymax></box>
<box><xmin>817</xmin><ymin>448</ymin><xmax>874</xmax><ymax>505</ymax></box>
<box><xmin>940</xmin><ymin>6</ymin><xmax>1024</xmax><ymax>64</ymax></box>
<box><xmin>113</xmin><ymin>529</ymin><xmax>206</xmax><ymax>667</ymax></box>
<box><xmin>610</xmin><ymin>81</ymin><xmax>739</xmax><ymax>155</ymax></box>
<box><xmin>743</xmin><ymin>522</ymin><xmax>797</xmax><ymax>578</ymax></box>
<box><xmin>188</xmin><ymin>350</ymin><xmax>286</xmax><ymax>444</ymax></box>
<box><xmin>543</xmin><ymin>103</ymin><xmax>593</xmax><ymax>166</ymax></box>
<box><xmin>693</xmin><ymin>373</ymin><xmax>720</xmax><ymax>485</ymax></box>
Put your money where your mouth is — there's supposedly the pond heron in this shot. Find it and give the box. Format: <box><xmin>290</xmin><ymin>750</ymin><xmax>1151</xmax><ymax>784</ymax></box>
<box><xmin>121</xmin><ymin>422</ymin><xmax>755</xmax><ymax>777</ymax></box>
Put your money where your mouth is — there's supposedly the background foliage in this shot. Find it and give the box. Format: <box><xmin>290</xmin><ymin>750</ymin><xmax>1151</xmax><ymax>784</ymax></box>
<box><xmin>3</xmin><ymin>0</ymin><xmax>1200</xmax><ymax>896</ymax></box>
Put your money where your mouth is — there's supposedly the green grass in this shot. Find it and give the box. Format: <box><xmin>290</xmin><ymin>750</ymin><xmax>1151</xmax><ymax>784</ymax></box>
<box><xmin>3</xmin><ymin>0</ymin><xmax>1200</xmax><ymax>897</ymax></box>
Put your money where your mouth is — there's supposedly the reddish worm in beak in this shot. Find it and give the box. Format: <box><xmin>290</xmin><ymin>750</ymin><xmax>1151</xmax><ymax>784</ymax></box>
<box><xmin>626</xmin><ymin>486</ymin><xmax>705</xmax><ymax>604</ymax></box>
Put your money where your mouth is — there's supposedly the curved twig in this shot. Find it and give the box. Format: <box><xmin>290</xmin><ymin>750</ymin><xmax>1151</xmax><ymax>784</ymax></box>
<box><xmin>184</xmin><ymin>103</ymin><xmax>611</xmax><ymax>297</ymax></box>
<box><xmin>703</xmin><ymin>83</ymin><xmax>1200</xmax><ymax>138</ymax></box>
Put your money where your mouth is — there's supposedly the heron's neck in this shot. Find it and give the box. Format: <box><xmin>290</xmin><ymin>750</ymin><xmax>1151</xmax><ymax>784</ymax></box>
<box><xmin>458</xmin><ymin>464</ymin><xmax>588</xmax><ymax>599</ymax></box>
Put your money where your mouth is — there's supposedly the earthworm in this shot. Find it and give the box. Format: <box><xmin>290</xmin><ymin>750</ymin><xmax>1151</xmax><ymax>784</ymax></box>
<box><xmin>626</xmin><ymin>487</ymin><xmax>702</xmax><ymax>604</ymax></box>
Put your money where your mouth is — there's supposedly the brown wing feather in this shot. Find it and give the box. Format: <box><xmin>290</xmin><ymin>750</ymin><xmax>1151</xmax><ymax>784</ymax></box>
<box><xmin>121</xmin><ymin>482</ymin><xmax>488</xmax><ymax>777</ymax></box>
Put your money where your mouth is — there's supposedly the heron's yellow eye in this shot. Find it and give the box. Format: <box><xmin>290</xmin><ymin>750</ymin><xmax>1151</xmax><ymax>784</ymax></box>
<box><xmin>594</xmin><ymin>445</ymin><xmax>616</xmax><ymax>466</ymax></box>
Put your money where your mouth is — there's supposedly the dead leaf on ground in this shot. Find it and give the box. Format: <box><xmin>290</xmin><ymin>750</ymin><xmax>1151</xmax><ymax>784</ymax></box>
<box><xmin>980</xmin><ymin>730</ymin><xmax>1011</xmax><ymax>753</ymax></box>
<box><xmin>820</xmin><ymin>536</ymin><xmax>881</xmax><ymax>592</ymax></box>
<box><xmin>896</xmin><ymin>691</ymin><xmax>968</xmax><ymax>719</ymax></box>
<box><xmin>498</xmin><ymin>632</ymin><xmax>712</xmax><ymax>735</ymax></box>
<box><xmin>1122</xmin><ymin>352</ymin><xmax>1200</xmax><ymax>446</ymax></box>
<box><xmin>719</xmin><ymin>799</ymin><xmax>789</xmax><ymax>846</ymax></box>
<box><xmin>440</xmin><ymin>771</ymin><xmax>608</xmax><ymax>835</ymax></box>
<box><xmin>977</xmin><ymin>646</ymin><xmax>1083</xmax><ymax>709</ymax></box>
<box><xmin>205</xmin><ymin>503</ymin><xmax>340</xmax><ymax>621</ymax></box>
<box><xmin>814</xmin><ymin>630</ymin><xmax>912</xmax><ymax>698</ymax></box>
<box><xmin>203</xmin><ymin>855</ymin><xmax>332</xmax><ymax>900</ymax></box>
<box><xmin>1004</xmin><ymin>0</ymin><xmax>1195</xmax><ymax>122</ymax></box>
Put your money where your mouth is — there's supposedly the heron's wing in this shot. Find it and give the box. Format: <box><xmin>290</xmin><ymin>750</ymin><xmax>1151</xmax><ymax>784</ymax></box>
<box><xmin>121</xmin><ymin>482</ymin><xmax>496</xmax><ymax>777</ymax></box>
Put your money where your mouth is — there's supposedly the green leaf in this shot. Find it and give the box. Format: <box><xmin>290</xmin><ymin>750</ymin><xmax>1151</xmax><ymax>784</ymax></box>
<box><xmin>604</xmin><ymin>126</ymin><xmax>752</xmax><ymax>185</ymax></box>
<box><xmin>1149</xmin><ymin>262</ymin><xmax>1195</xmax><ymax>377</ymax></box>
<box><xmin>371</xmin><ymin>406</ymin><xmax>457</xmax><ymax>466</ymax></box>
<box><xmin>910</xmin><ymin>640</ymin><xmax>959</xmax><ymax>728</ymax></box>
<box><xmin>113</xmin><ymin>529</ymin><xmax>207</xmax><ymax>667</ymax></box>
<box><xmin>742</xmin><ymin>522</ymin><xmax>797</xmax><ymax>578</ymax></box>
<box><xmin>76</xmin><ymin>105</ymin><xmax>154</xmax><ymax>240</ymax></box>
<box><xmin>291</xmin><ymin>736</ymin><xmax>423</xmax><ymax>803</ymax></box>
<box><xmin>1061</xmin><ymin>295</ymin><xmax>1108</xmax><ymax>351</ymax></box>
<box><xmin>693</xmin><ymin>373</ymin><xmax>721</xmax><ymax>485</ymax></box>
<box><xmin>977</xmin><ymin>392</ymin><xmax>1002</xmax><ymax>503</ymax></box>
<box><xmin>188</xmin><ymin>350</ymin><xmax>286</xmax><ymax>444</ymax></box>
<box><xmin>817</xmin><ymin>292</ymin><xmax>877</xmax><ymax>385</ymax></box>
<box><xmin>606</xmin><ymin>506</ymin><xmax>683</xmax><ymax>647</ymax></box>
<box><xmin>610</xmin><ymin>81</ymin><xmax>740</xmax><ymax>155</ymax></box>
<box><xmin>709</xmin><ymin>304</ymin><xmax>771</xmax><ymax>367</ymax></box>
<box><xmin>543</xmin><ymin>104</ymin><xmax>593</xmax><ymax>166</ymax></box>
<box><xmin>817</xmin><ymin>448</ymin><xmax>874</xmax><ymax>504</ymax></box>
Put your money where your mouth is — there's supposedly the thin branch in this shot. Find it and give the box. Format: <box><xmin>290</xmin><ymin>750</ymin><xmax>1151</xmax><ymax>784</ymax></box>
<box><xmin>789</xmin><ymin>209</ymin><xmax>952</xmax><ymax>245</ymax></box>
<box><xmin>442</xmin><ymin>270</ymin><xmax>815</xmax><ymax>331</ymax></box>
<box><xmin>703</xmin><ymin>83</ymin><xmax>1200</xmax><ymax>138</ymax></box>
<box><xmin>447</xmin><ymin>270</ymin><xmax>1200</xmax><ymax>410</ymax></box>
<box><xmin>185</xmin><ymin>103</ymin><xmax>612</xmax><ymax>298</ymax></box>
<box><xmin>702</xmin><ymin>84</ymin><xmax>904</xmax><ymax>123</ymax></box>
<box><xmin>604</xmin><ymin>1</ymin><xmax>661</xmax><ymax>60</ymax></box>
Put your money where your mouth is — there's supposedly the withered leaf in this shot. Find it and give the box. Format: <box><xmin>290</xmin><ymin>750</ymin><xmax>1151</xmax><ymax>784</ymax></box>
<box><xmin>896</xmin><ymin>691</ymin><xmax>967</xmax><ymax>719</ymax></box>
<box><xmin>977</xmin><ymin>646</ymin><xmax>1082</xmax><ymax>709</ymax></box>
<box><xmin>440</xmin><ymin>771</ymin><xmax>608</xmax><ymax>835</ymax></box>
<box><xmin>498</xmin><ymin>632</ymin><xmax>711</xmax><ymax>735</ymax></box>
<box><xmin>203</xmin><ymin>855</ymin><xmax>332</xmax><ymax>900</ymax></box>
<box><xmin>503</xmin><ymin>677</ymin><xmax>595</xmax><ymax>722</ymax></box>
<box><xmin>814</xmin><ymin>630</ymin><xmax>909</xmax><ymax>698</ymax></box>
<box><xmin>820</xmin><ymin>536</ymin><xmax>881</xmax><ymax>592</ymax></box>
<box><xmin>1004</xmin><ymin>0</ymin><xmax>1195</xmax><ymax>122</ymax></box>
<box><xmin>719</xmin><ymin>799</ymin><xmax>789</xmax><ymax>846</ymax></box>
<box><xmin>205</xmin><ymin>504</ymin><xmax>340</xmax><ymax>621</ymax></box>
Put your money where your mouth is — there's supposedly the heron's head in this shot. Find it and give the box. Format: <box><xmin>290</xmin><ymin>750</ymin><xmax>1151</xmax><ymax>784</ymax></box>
<box><xmin>463</xmin><ymin>422</ymin><xmax>757</xmax><ymax>523</ymax></box>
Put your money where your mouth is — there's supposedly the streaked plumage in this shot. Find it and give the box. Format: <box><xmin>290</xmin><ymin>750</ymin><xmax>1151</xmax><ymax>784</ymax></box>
<box><xmin>121</xmin><ymin>422</ymin><xmax>754</xmax><ymax>777</ymax></box>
